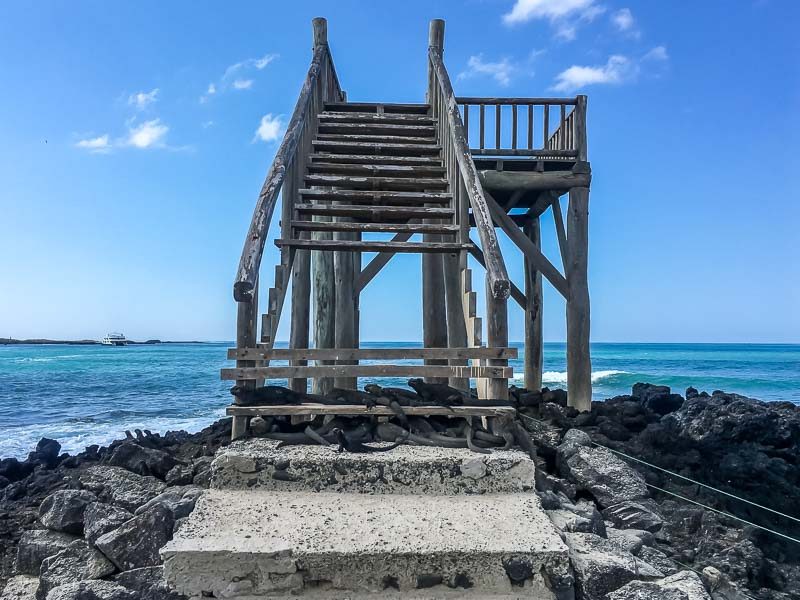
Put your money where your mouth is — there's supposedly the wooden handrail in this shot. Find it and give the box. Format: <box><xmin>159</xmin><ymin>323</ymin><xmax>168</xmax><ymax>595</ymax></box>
<box><xmin>428</xmin><ymin>36</ymin><xmax>510</xmax><ymax>300</ymax></box>
<box><xmin>233</xmin><ymin>18</ymin><xmax>343</xmax><ymax>302</ymax></box>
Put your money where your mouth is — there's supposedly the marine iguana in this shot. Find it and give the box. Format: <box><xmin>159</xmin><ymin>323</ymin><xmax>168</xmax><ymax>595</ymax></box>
<box><xmin>332</xmin><ymin>426</ymin><xmax>409</xmax><ymax>453</ymax></box>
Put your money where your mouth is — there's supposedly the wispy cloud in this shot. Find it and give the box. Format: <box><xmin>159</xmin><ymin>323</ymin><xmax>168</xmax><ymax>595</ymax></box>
<box><xmin>75</xmin><ymin>134</ymin><xmax>111</xmax><ymax>154</ymax></box>
<box><xmin>551</xmin><ymin>45</ymin><xmax>668</xmax><ymax>92</ymax></box>
<box><xmin>458</xmin><ymin>55</ymin><xmax>516</xmax><ymax>86</ymax></box>
<box><xmin>128</xmin><ymin>88</ymin><xmax>159</xmax><ymax>110</ymax></box>
<box><xmin>124</xmin><ymin>119</ymin><xmax>169</xmax><ymax>149</ymax></box>
<box><xmin>253</xmin><ymin>114</ymin><xmax>283</xmax><ymax>143</ymax></box>
<box><xmin>611</xmin><ymin>8</ymin><xmax>640</xmax><ymax>38</ymax></box>
<box><xmin>503</xmin><ymin>0</ymin><xmax>605</xmax><ymax>40</ymax></box>
<box><xmin>202</xmin><ymin>53</ymin><xmax>278</xmax><ymax>102</ymax></box>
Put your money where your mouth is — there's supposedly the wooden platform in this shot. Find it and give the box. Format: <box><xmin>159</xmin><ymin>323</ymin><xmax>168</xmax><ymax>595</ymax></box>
<box><xmin>227</xmin><ymin>404</ymin><xmax>516</xmax><ymax>418</ymax></box>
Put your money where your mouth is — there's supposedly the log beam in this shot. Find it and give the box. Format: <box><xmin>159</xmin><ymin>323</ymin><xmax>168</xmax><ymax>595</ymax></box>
<box><xmin>566</xmin><ymin>186</ymin><xmax>592</xmax><ymax>412</ymax></box>
<box><xmin>523</xmin><ymin>218</ymin><xmax>543</xmax><ymax>391</ymax></box>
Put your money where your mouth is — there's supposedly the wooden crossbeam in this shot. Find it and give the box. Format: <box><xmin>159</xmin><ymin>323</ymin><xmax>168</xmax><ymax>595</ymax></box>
<box><xmin>467</xmin><ymin>240</ymin><xmax>526</xmax><ymax>310</ymax></box>
<box><xmin>484</xmin><ymin>192</ymin><xmax>569</xmax><ymax>298</ymax></box>
<box><xmin>228</xmin><ymin>347</ymin><xmax>518</xmax><ymax>361</ymax></box>
<box><xmin>551</xmin><ymin>196</ymin><xmax>569</xmax><ymax>270</ymax></box>
<box><xmin>221</xmin><ymin>364</ymin><xmax>513</xmax><ymax>380</ymax></box>
<box><xmin>227</xmin><ymin>404</ymin><xmax>516</xmax><ymax>418</ymax></box>
<box><xmin>354</xmin><ymin>232</ymin><xmax>412</xmax><ymax>292</ymax></box>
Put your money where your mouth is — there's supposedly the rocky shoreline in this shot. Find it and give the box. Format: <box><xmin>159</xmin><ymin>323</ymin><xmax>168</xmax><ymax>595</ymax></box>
<box><xmin>0</xmin><ymin>384</ymin><xmax>798</xmax><ymax>599</ymax></box>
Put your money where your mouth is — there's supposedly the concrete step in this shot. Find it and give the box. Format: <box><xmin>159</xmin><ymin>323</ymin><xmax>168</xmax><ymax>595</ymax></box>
<box><xmin>161</xmin><ymin>489</ymin><xmax>571</xmax><ymax>599</ymax></box>
<box><xmin>210</xmin><ymin>439</ymin><xmax>535</xmax><ymax>494</ymax></box>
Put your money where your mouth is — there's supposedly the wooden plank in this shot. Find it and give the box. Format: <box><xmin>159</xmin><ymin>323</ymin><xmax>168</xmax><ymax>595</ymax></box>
<box><xmin>228</xmin><ymin>347</ymin><xmax>519</xmax><ymax>361</ymax></box>
<box><xmin>304</xmin><ymin>174</ymin><xmax>447</xmax><ymax>190</ymax></box>
<box><xmin>228</xmin><ymin>404</ymin><xmax>516</xmax><ymax>418</ymax></box>
<box><xmin>309</xmin><ymin>153</ymin><xmax>441</xmax><ymax>166</ymax></box>
<box><xmin>324</xmin><ymin>102</ymin><xmax>430</xmax><ymax>114</ymax></box>
<box><xmin>311</xmin><ymin>140</ymin><xmax>442</xmax><ymax>155</ymax></box>
<box><xmin>317</xmin><ymin>122</ymin><xmax>436</xmax><ymax>136</ymax></box>
<box><xmin>319</xmin><ymin>112</ymin><xmax>436</xmax><ymax>125</ymax></box>
<box><xmin>299</xmin><ymin>189</ymin><xmax>450</xmax><ymax>203</ymax></box>
<box><xmin>295</xmin><ymin>204</ymin><xmax>453</xmax><ymax>219</ymax></box>
<box><xmin>467</xmin><ymin>240</ymin><xmax>526</xmax><ymax>309</ymax></box>
<box><xmin>222</xmin><ymin>364</ymin><xmax>514</xmax><ymax>380</ymax></box>
<box><xmin>523</xmin><ymin>218</ymin><xmax>543</xmax><ymax>391</ymax></box>
<box><xmin>483</xmin><ymin>192</ymin><xmax>569</xmax><ymax>298</ymax></box>
<box><xmin>477</xmin><ymin>169</ymin><xmax>591</xmax><ymax>192</ymax></box>
<box><xmin>293</xmin><ymin>221</ymin><xmax>458</xmax><ymax>234</ymax></box>
<box><xmin>468</xmin><ymin>148</ymin><xmax>578</xmax><ymax>158</ymax></box>
<box><xmin>566</xmin><ymin>186</ymin><xmax>592</xmax><ymax>412</ymax></box>
<box><xmin>277</xmin><ymin>239</ymin><xmax>470</xmax><ymax>253</ymax></box>
<box><xmin>315</xmin><ymin>133</ymin><xmax>436</xmax><ymax>144</ymax></box>
<box><xmin>456</xmin><ymin>97</ymin><xmax>578</xmax><ymax>106</ymax></box>
<box><xmin>307</xmin><ymin>163</ymin><xmax>445</xmax><ymax>177</ymax></box>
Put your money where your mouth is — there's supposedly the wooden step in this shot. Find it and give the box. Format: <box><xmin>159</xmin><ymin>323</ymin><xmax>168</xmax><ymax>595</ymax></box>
<box><xmin>312</xmin><ymin>140</ymin><xmax>441</xmax><ymax>156</ymax></box>
<box><xmin>315</xmin><ymin>133</ymin><xmax>436</xmax><ymax>145</ymax></box>
<box><xmin>291</xmin><ymin>221</ymin><xmax>459</xmax><ymax>235</ymax></box>
<box><xmin>222</xmin><ymin>363</ymin><xmax>512</xmax><ymax>380</ymax></box>
<box><xmin>298</xmin><ymin>189</ymin><xmax>451</xmax><ymax>205</ymax></box>
<box><xmin>319</xmin><ymin>112</ymin><xmax>436</xmax><ymax>125</ymax></box>
<box><xmin>228</xmin><ymin>347</ymin><xmax>518</xmax><ymax>361</ymax></box>
<box><xmin>309</xmin><ymin>153</ymin><xmax>441</xmax><ymax>166</ymax></box>
<box><xmin>304</xmin><ymin>174</ymin><xmax>448</xmax><ymax>191</ymax></box>
<box><xmin>307</xmin><ymin>162</ymin><xmax>445</xmax><ymax>178</ymax></box>
<box><xmin>274</xmin><ymin>239</ymin><xmax>469</xmax><ymax>254</ymax></box>
<box><xmin>294</xmin><ymin>204</ymin><xmax>453</xmax><ymax>219</ymax></box>
<box><xmin>317</xmin><ymin>122</ymin><xmax>436</xmax><ymax>137</ymax></box>
<box><xmin>324</xmin><ymin>102</ymin><xmax>430</xmax><ymax>115</ymax></box>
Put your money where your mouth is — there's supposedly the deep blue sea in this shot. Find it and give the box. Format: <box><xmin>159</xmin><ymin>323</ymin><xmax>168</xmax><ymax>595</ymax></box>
<box><xmin>1</xmin><ymin>342</ymin><xmax>798</xmax><ymax>459</ymax></box>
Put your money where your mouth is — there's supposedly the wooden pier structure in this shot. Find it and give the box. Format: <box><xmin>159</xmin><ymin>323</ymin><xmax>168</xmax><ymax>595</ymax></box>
<box><xmin>222</xmin><ymin>18</ymin><xmax>592</xmax><ymax>438</ymax></box>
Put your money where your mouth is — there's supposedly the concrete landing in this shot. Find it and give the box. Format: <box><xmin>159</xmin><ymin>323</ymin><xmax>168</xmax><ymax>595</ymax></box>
<box><xmin>161</xmin><ymin>489</ymin><xmax>571</xmax><ymax>599</ymax></box>
<box><xmin>211</xmin><ymin>438</ymin><xmax>536</xmax><ymax>494</ymax></box>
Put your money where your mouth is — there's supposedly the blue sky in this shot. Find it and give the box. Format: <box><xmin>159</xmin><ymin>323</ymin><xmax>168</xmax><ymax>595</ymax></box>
<box><xmin>0</xmin><ymin>0</ymin><xmax>798</xmax><ymax>343</ymax></box>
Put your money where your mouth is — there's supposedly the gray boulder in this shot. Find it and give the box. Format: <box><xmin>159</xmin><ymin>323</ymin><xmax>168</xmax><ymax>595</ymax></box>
<box><xmin>114</xmin><ymin>566</ymin><xmax>186</xmax><ymax>600</ymax></box>
<box><xmin>79</xmin><ymin>467</ymin><xmax>166</xmax><ymax>512</ymax></box>
<box><xmin>164</xmin><ymin>465</ymin><xmax>193</xmax><ymax>487</ymax></box>
<box><xmin>37</xmin><ymin>540</ymin><xmax>115</xmax><ymax>600</ymax></box>
<box><xmin>45</xmin><ymin>581</ymin><xmax>136</xmax><ymax>600</ymax></box>
<box><xmin>557</xmin><ymin>443</ymin><xmax>649</xmax><ymax>508</ymax></box>
<box><xmin>83</xmin><ymin>503</ymin><xmax>132</xmax><ymax>547</ymax></box>
<box><xmin>133</xmin><ymin>487</ymin><xmax>202</xmax><ymax>521</ymax></box>
<box><xmin>547</xmin><ymin>509</ymin><xmax>596</xmax><ymax>534</ymax></box>
<box><xmin>632</xmin><ymin>383</ymin><xmax>684</xmax><ymax>416</ymax></box>
<box><xmin>95</xmin><ymin>505</ymin><xmax>173</xmax><ymax>571</ymax></box>
<box><xmin>564</xmin><ymin>532</ymin><xmax>663</xmax><ymax>600</ymax></box>
<box><xmin>637</xmin><ymin>547</ymin><xmax>680</xmax><ymax>576</ymax></box>
<box><xmin>16</xmin><ymin>530</ymin><xmax>79</xmax><ymax>576</ymax></box>
<box><xmin>603</xmin><ymin>500</ymin><xmax>665</xmax><ymax>532</ymax></box>
<box><xmin>39</xmin><ymin>490</ymin><xmax>97</xmax><ymax>535</ymax></box>
<box><xmin>700</xmin><ymin>567</ymin><xmax>752</xmax><ymax>600</ymax></box>
<box><xmin>1</xmin><ymin>575</ymin><xmax>38</xmax><ymax>599</ymax></box>
<box><xmin>106</xmin><ymin>443</ymin><xmax>178</xmax><ymax>479</ymax></box>
<box><xmin>605</xmin><ymin>528</ymin><xmax>654</xmax><ymax>555</ymax></box>
<box><xmin>606</xmin><ymin>570</ymin><xmax>711</xmax><ymax>599</ymax></box>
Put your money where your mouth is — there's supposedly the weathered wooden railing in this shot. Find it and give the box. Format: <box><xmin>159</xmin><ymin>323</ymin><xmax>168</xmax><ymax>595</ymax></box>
<box><xmin>229</xmin><ymin>18</ymin><xmax>343</xmax><ymax>435</ymax></box>
<box><xmin>456</xmin><ymin>96</ymin><xmax>587</xmax><ymax>161</ymax></box>
<box><xmin>428</xmin><ymin>20</ymin><xmax>510</xmax><ymax>398</ymax></box>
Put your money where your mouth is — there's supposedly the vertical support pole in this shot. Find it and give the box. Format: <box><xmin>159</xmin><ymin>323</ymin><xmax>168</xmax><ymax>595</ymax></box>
<box><xmin>334</xmin><ymin>244</ymin><xmax>356</xmax><ymax>389</ymax></box>
<box><xmin>312</xmin><ymin>239</ymin><xmax>335</xmax><ymax>395</ymax></box>
<box><xmin>523</xmin><ymin>218</ymin><xmax>543</xmax><ymax>391</ymax></box>
<box><xmin>443</xmin><ymin>250</ymin><xmax>469</xmax><ymax>390</ymax></box>
<box><xmin>566</xmin><ymin>186</ymin><xmax>591</xmax><ymax>412</ymax></box>
<box><xmin>233</xmin><ymin>280</ymin><xmax>258</xmax><ymax>439</ymax></box>
<box><xmin>575</xmin><ymin>95</ymin><xmax>588</xmax><ymax>162</ymax></box>
<box><xmin>484</xmin><ymin>276</ymin><xmax>509</xmax><ymax>400</ymax></box>
<box><xmin>289</xmin><ymin>249</ymin><xmax>310</xmax><ymax>393</ymax></box>
<box><xmin>422</xmin><ymin>246</ymin><xmax>448</xmax><ymax>383</ymax></box>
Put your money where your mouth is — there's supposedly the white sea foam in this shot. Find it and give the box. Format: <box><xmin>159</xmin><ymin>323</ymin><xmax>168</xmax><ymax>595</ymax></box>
<box><xmin>512</xmin><ymin>369</ymin><xmax>627</xmax><ymax>385</ymax></box>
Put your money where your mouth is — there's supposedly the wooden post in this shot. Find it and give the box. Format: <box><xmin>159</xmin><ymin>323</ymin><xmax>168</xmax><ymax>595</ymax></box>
<box><xmin>443</xmin><ymin>251</ymin><xmax>469</xmax><ymax>390</ymax></box>
<box><xmin>233</xmin><ymin>280</ymin><xmax>258</xmax><ymax>439</ymax></box>
<box><xmin>523</xmin><ymin>218</ymin><xmax>543</xmax><ymax>391</ymax></box>
<box><xmin>312</xmin><ymin>17</ymin><xmax>327</xmax><ymax>48</ymax></box>
<box><xmin>422</xmin><ymin>242</ymin><xmax>448</xmax><ymax>384</ymax></box>
<box><xmin>289</xmin><ymin>248</ymin><xmax>310</xmax><ymax>393</ymax></box>
<box><xmin>312</xmin><ymin>225</ymin><xmax>335</xmax><ymax>395</ymax></box>
<box><xmin>485</xmin><ymin>275</ymin><xmax>509</xmax><ymax>400</ymax></box>
<box><xmin>566</xmin><ymin>186</ymin><xmax>591</xmax><ymax>411</ymax></box>
<box><xmin>575</xmin><ymin>95</ymin><xmax>588</xmax><ymax>162</ymax></box>
<box><xmin>334</xmin><ymin>240</ymin><xmax>356</xmax><ymax>389</ymax></box>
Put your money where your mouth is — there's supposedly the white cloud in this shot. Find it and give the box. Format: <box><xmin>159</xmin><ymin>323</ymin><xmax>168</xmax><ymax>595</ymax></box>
<box><xmin>128</xmin><ymin>88</ymin><xmax>159</xmax><ymax>110</ymax></box>
<box><xmin>253</xmin><ymin>54</ymin><xmax>278</xmax><ymax>70</ymax></box>
<box><xmin>503</xmin><ymin>0</ymin><xmax>605</xmax><ymax>39</ymax></box>
<box><xmin>643</xmin><ymin>45</ymin><xmax>669</xmax><ymax>61</ymax></box>
<box><xmin>232</xmin><ymin>79</ymin><xmax>254</xmax><ymax>90</ymax></box>
<box><xmin>612</xmin><ymin>8</ymin><xmax>634</xmax><ymax>31</ymax></box>
<box><xmin>125</xmin><ymin>119</ymin><xmax>169</xmax><ymax>149</ymax></box>
<box><xmin>201</xmin><ymin>120</ymin><xmax>215</xmax><ymax>129</ymax></box>
<box><xmin>75</xmin><ymin>134</ymin><xmax>111</xmax><ymax>153</ymax></box>
<box><xmin>202</xmin><ymin>53</ymin><xmax>277</xmax><ymax>102</ymax></box>
<box><xmin>253</xmin><ymin>114</ymin><xmax>283</xmax><ymax>143</ymax></box>
<box><xmin>458</xmin><ymin>55</ymin><xmax>516</xmax><ymax>86</ymax></box>
<box><xmin>552</xmin><ymin>55</ymin><xmax>633</xmax><ymax>92</ymax></box>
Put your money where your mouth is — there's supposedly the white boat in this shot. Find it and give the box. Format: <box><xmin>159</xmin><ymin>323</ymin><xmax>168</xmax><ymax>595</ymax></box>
<box><xmin>101</xmin><ymin>333</ymin><xmax>127</xmax><ymax>346</ymax></box>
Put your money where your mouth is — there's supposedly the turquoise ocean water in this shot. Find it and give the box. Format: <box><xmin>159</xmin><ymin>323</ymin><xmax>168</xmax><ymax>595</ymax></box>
<box><xmin>1</xmin><ymin>342</ymin><xmax>798</xmax><ymax>459</ymax></box>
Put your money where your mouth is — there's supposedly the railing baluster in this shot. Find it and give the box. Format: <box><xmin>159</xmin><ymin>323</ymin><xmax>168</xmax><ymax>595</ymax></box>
<box><xmin>463</xmin><ymin>104</ymin><xmax>469</xmax><ymax>147</ymax></box>
<box><xmin>560</xmin><ymin>104</ymin><xmax>566</xmax><ymax>150</ymax></box>
<box><xmin>495</xmin><ymin>104</ymin><xmax>501</xmax><ymax>149</ymax></box>
<box><xmin>479</xmin><ymin>104</ymin><xmax>485</xmax><ymax>150</ymax></box>
<box><xmin>543</xmin><ymin>104</ymin><xmax>550</xmax><ymax>149</ymax></box>
<box><xmin>511</xmin><ymin>104</ymin><xmax>517</xmax><ymax>150</ymax></box>
<box><xmin>527</xmin><ymin>104</ymin><xmax>533</xmax><ymax>150</ymax></box>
